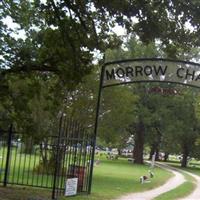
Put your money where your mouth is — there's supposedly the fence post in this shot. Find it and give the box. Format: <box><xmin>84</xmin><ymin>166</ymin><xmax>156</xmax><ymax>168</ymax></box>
<box><xmin>52</xmin><ymin>115</ymin><xmax>63</xmax><ymax>200</ymax></box>
<box><xmin>4</xmin><ymin>124</ymin><xmax>13</xmax><ymax>187</ymax></box>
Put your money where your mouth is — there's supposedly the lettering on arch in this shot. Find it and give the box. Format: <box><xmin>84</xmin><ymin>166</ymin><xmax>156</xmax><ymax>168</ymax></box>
<box><xmin>102</xmin><ymin>59</ymin><xmax>200</xmax><ymax>88</ymax></box>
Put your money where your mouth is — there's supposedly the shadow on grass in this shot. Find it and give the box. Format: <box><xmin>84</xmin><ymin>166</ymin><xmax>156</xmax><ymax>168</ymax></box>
<box><xmin>0</xmin><ymin>159</ymin><xmax>172</xmax><ymax>200</ymax></box>
<box><xmin>0</xmin><ymin>186</ymin><xmax>51</xmax><ymax>200</ymax></box>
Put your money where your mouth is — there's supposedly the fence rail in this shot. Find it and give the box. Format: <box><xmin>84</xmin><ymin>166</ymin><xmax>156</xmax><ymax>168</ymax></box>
<box><xmin>0</xmin><ymin>118</ymin><xmax>94</xmax><ymax>199</ymax></box>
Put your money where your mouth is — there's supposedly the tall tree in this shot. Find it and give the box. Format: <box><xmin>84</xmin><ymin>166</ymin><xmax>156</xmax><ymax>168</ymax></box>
<box><xmin>161</xmin><ymin>90</ymin><xmax>200</xmax><ymax>167</ymax></box>
<box><xmin>98</xmin><ymin>85</ymin><xmax>137</xmax><ymax>151</ymax></box>
<box><xmin>105</xmin><ymin>37</ymin><xmax>164</xmax><ymax>164</ymax></box>
<box><xmin>1</xmin><ymin>0</ymin><xmax>200</xmax><ymax>79</ymax></box>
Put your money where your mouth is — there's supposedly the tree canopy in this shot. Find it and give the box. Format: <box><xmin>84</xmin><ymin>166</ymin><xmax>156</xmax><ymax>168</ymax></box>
<box><xmin>1</xmin><ymin>1</ymin><xmax>200</xmax><ymax>168</ymax></box>
<box><xmin>1</xmin><ymin>0</ymin><xmax>200</xmax><ymax>81</ymax></box>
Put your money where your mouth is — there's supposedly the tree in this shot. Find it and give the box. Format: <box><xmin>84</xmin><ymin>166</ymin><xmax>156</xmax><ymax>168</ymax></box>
<box><xmin>105</xmin><ymin>37</ymin><xmax>165</xmax><ymax>164</ymax></box>
<box><xmin>105</xmin><ymin>32</ymin><xmax>200</xmax><ymax>164</ymax></box>
<box><xmin>1</xmin><ymin>1</ymin><xmax>200</xmax><ymax>168</ymax></box>
<box><xmin>160</xmin><ymin>89</ymin><xmax>200</xmax><ymax>167</ymax></box>
<box><xmin>98</xmin><ymin>85</ymin><xmax>137</xmax><ymax>151</ymax></box>
<box><xmin>1</xmin><ymin>0</ymin><xmax>200</xmax><ymax>80</ymax></box>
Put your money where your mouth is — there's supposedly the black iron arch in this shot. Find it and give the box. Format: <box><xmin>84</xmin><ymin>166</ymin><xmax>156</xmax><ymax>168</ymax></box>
<box><xmin>88</xmin><ymin>58</ymin><xmax>200</xmax><ymax>193</ymax></box>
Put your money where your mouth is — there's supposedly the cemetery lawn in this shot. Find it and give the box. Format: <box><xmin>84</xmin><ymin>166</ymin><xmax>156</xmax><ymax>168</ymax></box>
<box><xmin>0</xmin><ymin>158</ymin><xmax>172</xmax><ymax>200</ymax></box>
<box><xmin>170</xmin><ymin>160</ymin><xmax>200</xmax><ymax>177</ymax></box>
<box><xmin>154</xmin><ymin>172</ymin><xmax>196</xmax><ymax>200</ymax></box>
<box><xmin>62</xmin><ymin>158</ymin><xmax>172</xmax><ymax>200</ymax></box>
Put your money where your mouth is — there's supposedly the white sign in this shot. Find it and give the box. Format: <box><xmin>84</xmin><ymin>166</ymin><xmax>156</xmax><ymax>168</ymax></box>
<box><xmin>65</xmin><ymin>178</ymin><xmax>78</xmax><ymax>196</ymax></box>
<box><xmin>103</xmin><ymin>59</ymin><xmax>200</xmax><ymax>88</ymax></box>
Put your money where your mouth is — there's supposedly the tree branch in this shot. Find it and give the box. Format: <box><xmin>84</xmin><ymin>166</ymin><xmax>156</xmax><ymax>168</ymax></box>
<box><xmin>0</xmin><ymin>63</ymin><xmax>60</xmax><ymax>76</ymax></box>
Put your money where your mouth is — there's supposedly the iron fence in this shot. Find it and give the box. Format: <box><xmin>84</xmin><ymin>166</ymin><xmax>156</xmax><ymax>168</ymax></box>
<box><xmin>0</xmin><ymin>118</ymin><xmax>94</xmax><ymax>199</ymax></box>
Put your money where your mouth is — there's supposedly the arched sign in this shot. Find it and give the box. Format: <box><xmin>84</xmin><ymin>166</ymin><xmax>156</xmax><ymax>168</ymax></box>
<box><xmin>103</xmin><ymin>59</ymin><xmax>200</xmax><ymax>88</ymax></box>
<box><xmin>89</xmin><ymin>58</ymin><xmax>200</xmax><ymax>193</ymax></box>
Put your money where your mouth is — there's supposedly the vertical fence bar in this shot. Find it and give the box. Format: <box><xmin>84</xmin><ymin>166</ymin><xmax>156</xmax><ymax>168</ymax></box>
<box><xmin>17</xmin><ymin>137</ymin><xmax>23</xmax><ymax>184</ymax></box>
<box><xmin>88</xmin><ymin>65</ymin><xmax>105</xmax><ymax>194</ymax></box>
<box><xmin>0</xmin><ymin>134</ymin><xmax>6</xmax><ymax>182</ymax></box>
<box><xmin>59</xmin><ymin>117</ymin><xmax>68</xmax><ymax>195</ymax></box>
<box><xmin>52</xmin><ymin>115</ymin><xmax>63</xmax><ymax>200</ymax></box>
<box><xmin>0</xmin><ymin>118</ymin><xmax>90</xmax><ymax>198</ymax></box>
<box><xmin>11</xmin><ymin>138</ymin><xmax>18</xmax><ymax>184</ymax></box>
<box><xmin>4</xmin><ymin>124</ymin><xmax>13</xmax><ymax>187</ymax></box>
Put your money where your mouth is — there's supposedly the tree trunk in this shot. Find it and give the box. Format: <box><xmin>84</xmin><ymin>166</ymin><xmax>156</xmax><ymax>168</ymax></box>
<box><xmin>155</xmin><ymin>127</ymin><xmax>162</xmax><ymax>161</ymax></box>
<box><xmin>163</xmin><ymin>152</ymin><xmax>169</xmax><ymax>162</ymax></box>
<box><xmin>181</xmin><ymin>145</ymin><xmax>189</xmax><ymax>168</ymax></box>
<box><xmin>118</xmin><ymin>148</ymin><xmax>122</xmax><ymax>156</ymax></box>
<box><xmin>149</xmin><ymin>127</ymin><xmax>162</xmax><ymax>161</ymax></box>
<box><xmin>149</xmin><ymin>145</ymin><xmax>155</xmax><ymax>160</ymax></box>
<box><xmin>155</xmin><ymin>148</ymin><xmax>160</xmax><ymax>161</ymax></box>
<box><xmin>149</xmin><ymin>144</ymin><xmax>159</xmax><ymax>161</ymax></box>
<box><xmin>133</xmin><ymin>120</ymin><xmax>145</xmax><ymax>164</ymax></box>
<box><xmin>23</xmin><ymin>137</ymin><xmax>34</xmax><ymax>154</ymax></box>
<box><xmin>164</xmin><ymin>152</ymin><xmax>169</xmax><ymax>162</ymax></box>
<box><xmin>40</xmin><ymin>141</ymin><xmax>48</xmax><ymax>165</ymax></box>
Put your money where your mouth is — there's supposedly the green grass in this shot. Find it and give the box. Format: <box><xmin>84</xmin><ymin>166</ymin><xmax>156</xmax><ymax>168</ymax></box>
<box><xmin>154</xmin><ymin>172</ymin><xmax>196</xmax><ymax>200</ymax></box>
<box><xmin>0</xmin><ymin>147</ymin><xmax>55</xmax><ymax>188</ymax></box>
<box><xmin>61</xmin><ymin>158</ymin><xmax>172</xmax><ymax>200</ymax></box>
<box><xmin>0</xmin><ymin>157</ymin><xmax>172</xmax><ymax>200</ymax></box>
<box><xmin>176</xmin><ymin>164</ymin><xmax>200</xmax><ymax>177</ymax></box>
<box><xmin>166</xmin><ymin>160</ymin><xmax>200</xmax><ymax>177</ymax></box>
<box><xmin>0</xmin><ymin>186</ymin><xmax>51</xmax><ymax>200</ymax></box>
<box><xmin>152</xmin><ymin>159</ymin><xmax>200</xmax><ymax>200</ymax></box>
<box><xmin>1</xmin><ymin>147</ymin><xmax>199</xmax><ymax>200</ymax></box>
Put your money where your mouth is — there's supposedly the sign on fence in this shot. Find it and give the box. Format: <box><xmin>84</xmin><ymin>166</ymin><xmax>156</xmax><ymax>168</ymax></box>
<box><xmin>65</xmin><ymin>178</ymin><xmax>78</xmax><ymax>196</ymax></box>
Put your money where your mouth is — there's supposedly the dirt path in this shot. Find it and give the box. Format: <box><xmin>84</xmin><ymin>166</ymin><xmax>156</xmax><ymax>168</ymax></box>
<box><xmin>178</xmin><ymin>170</ymin><xmax>200</xmax><ymax>200</ymax></box>
<box><xmin>115</xmin><ymin>162</ymin><xmax>186</xmax><ymax>200</ymax></box>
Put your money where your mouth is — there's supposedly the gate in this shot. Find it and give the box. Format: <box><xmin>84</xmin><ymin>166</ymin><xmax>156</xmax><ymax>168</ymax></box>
<box><xmin>0</xmin><ymin>117</ymin><xmax>94</xmax><ymax>199</ymax></box>
<box><xmin>52</xmin><ymin>117</ymin><xmax>94</xmax><ymax>199</ymax></box>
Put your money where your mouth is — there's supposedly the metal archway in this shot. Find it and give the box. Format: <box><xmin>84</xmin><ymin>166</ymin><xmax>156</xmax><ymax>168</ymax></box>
<box><xmin>88</xmin><ymin>58</ymin><xmax>200</xmax><ymax>193</ymax></box>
